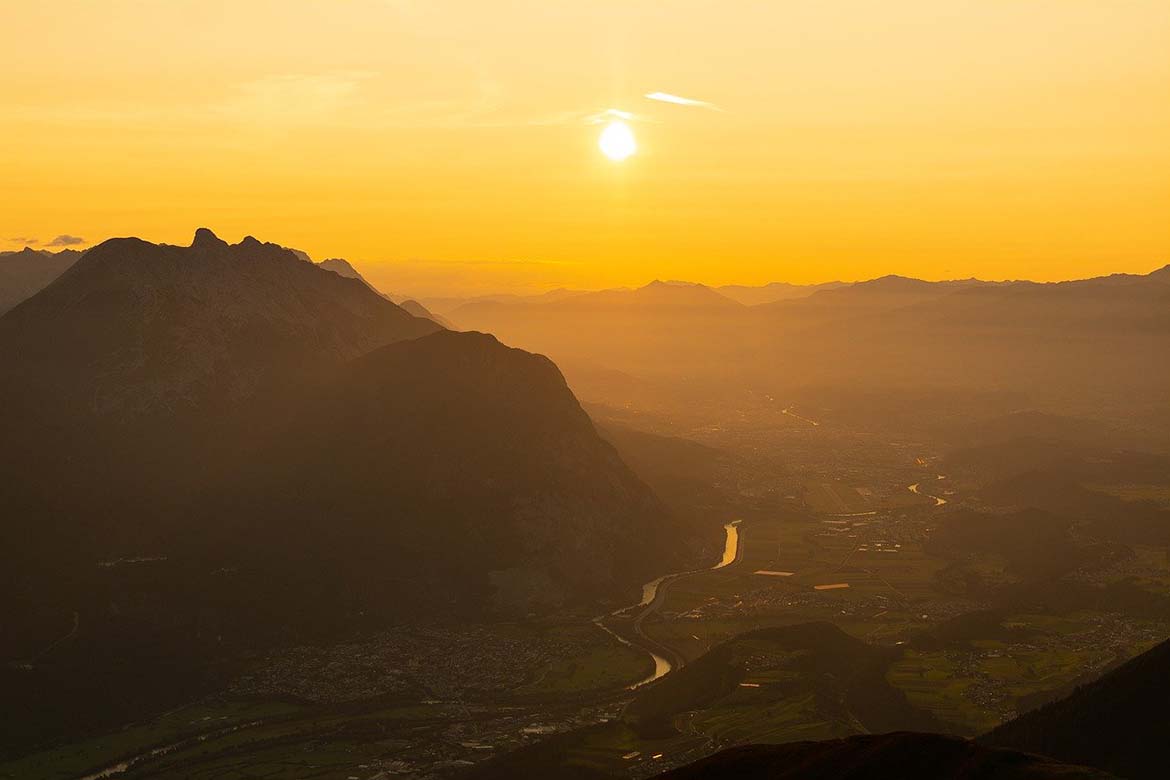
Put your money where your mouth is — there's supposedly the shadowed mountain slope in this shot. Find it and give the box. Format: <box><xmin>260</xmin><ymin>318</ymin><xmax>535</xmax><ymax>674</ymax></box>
<box><xmin>652</xmin><ymin>733</ymin><xmax>1114</xmax><ymax>780</ymax></box>
<box><xmin>0</xmin><ymin>230</ymin><xmax>686</xmax><ymax>752</ymax></box>
<box><xmin>0</xmin><ymin>229</ymin><xmax>681</xmax><ymax>621</ymax></box>
<box><xmin>983</xmin><ymin>636</ymin><xmax>1170</xmax><ymax>779</ymax></box>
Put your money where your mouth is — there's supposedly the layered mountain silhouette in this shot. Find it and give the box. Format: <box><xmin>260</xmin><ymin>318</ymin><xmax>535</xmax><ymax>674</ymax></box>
<box><xmin>454</xmin><ymin>279</ymin><xmax>742</xmax><ymax>319</ymax></box>
<box><xmin>450</xmin><ymin>266</ymin><xmax>1170</xmax><ymax>422</ymax></box>
<box><xmin>396</xmin><ymin>298</ymin><xmax>453</xmax><ymax>327</ymax></box>
<box><xmin>316</xmin><ymin>255</ymin><xmax>452</xmax><ymax>326</ymax></box>
<box><xmin>715</xmin><ymin>280</ymin><xmax>846</xmax><ymax>306</ymax></box>
<box><xmin>0</xmin><ymin>228</ymin><xmax>682</xmax><ymax>653</ymax></box>
<box><xmin>0</xmin><ymin>246</ymin><xmax>83</xmax><ymax>315</ymax></box>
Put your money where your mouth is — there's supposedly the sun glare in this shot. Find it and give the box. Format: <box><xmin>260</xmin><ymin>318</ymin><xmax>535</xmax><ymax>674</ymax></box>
<box><xmin>599</xmin><ymin>120</ymin><xmax>636</xmax><ymax>161</ymax></box>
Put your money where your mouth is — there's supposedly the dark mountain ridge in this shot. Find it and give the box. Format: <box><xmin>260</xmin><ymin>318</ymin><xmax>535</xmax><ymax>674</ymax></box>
<box><xmin>1</xmin><ymin>229</ymin><xmax>437</xmax><ymax>420</ymax></box>
<box><xmin>0</xmin><ymin>229</ymin><xmax>680</xmax><ymax>618</ymax></box>
<box><xmin>0</xmin><ymin>230</ymin><xmax>686</xmax><ymax>753</ymax></box>
<box><xmin>652</xmin><ymin>732</ymin><xmax>1114</xmax><ymax>780</ymax></box>
<box><xmin>983</xmin><ymin>636</ymin><xmax>1170</xmax><ymax>779</ymax></box>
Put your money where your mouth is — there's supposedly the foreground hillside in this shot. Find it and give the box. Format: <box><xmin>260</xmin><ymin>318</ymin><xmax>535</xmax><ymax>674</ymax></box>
<box><xmin>651</xmin><ymin>733</ymin><xmax>1114</xmax><ymax>780</ymax></box>
<box><xmin>650</xmin><ymin>631</ymin><xmax>1170</xmax><ymax>780</ymax></box>
<box><xmin>983</xmin><ymin>637</ymin><xmax>1170</xmax><ymax>779</ymax></box>
<box><xmin>469</xmin><ymin>622</ymin><xmax>942</xmax><ymax>779</ymax></box>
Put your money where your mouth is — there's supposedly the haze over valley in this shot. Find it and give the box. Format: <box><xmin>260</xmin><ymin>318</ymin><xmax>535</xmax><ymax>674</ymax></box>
<box><xmin>4</xmin><ymin>1</ymin><xmax>1170</xmax><ymax>778</ymax></box>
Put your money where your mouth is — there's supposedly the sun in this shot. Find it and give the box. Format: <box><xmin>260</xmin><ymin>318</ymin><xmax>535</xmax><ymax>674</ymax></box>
<box><xmin>598</xmin><ymin>120</ymin><xmax>636</xmax><ymax>161</ymax></box>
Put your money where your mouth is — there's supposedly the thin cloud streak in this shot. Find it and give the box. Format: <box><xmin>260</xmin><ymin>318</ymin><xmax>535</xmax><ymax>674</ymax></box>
<box><xmin>645</xmin><ymin>91</ymin><xmax>722</xmax><ymax>111</ymax></box>
<box><xmin>583</xmin><ymin>108</ymin><xmax>648</xmax><ymax>125</ymax></box>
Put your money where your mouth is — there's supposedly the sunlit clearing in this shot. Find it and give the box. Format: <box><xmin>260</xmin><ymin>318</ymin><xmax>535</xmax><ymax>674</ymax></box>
<box><xmin>599</xmin><ymin>120</ymin><xmax>636</xmax><ymax>161</ymax></box>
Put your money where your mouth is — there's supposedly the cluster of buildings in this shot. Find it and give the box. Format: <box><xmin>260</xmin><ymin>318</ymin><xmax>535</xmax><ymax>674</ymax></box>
<box><xmin>229</xmin><ymin>625</ymin><xmax>574</xmax><ymax>704</ymax></box>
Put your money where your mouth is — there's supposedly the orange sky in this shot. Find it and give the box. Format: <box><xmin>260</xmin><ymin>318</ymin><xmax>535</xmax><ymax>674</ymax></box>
<box><xmin>3</xmin><ymin>1</ymin><xmax>1168</xmax><ymax>295</ymax></box>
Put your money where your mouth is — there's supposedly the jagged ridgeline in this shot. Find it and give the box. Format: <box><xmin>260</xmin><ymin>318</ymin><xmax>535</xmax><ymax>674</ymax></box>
<box><xmin>0</xmin><ymin>230</ymin><xmax>685</xmax><ymax>645</ymax></box>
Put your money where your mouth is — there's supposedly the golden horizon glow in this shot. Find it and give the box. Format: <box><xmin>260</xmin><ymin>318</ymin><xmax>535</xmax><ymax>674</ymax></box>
<box><xmin>2</xmin><ymin>1</ymin><xmax>1168</xmax><ymax>296</ymax></box>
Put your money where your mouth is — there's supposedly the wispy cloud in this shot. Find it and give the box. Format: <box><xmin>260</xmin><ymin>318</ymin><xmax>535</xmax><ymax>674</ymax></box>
<box><xmin>47</xmin><ymin>234</ymin><xmax>85</xmax><ymax>247</ymax></box>
<box><xmin>645</xmin><ymin>91</ymin><xmax>722</xmax><ymax>111</ymax></box>
<box><xmin>582</xmin><ymin>108</ymin><xmax>646</xmax><ymax>125</ymax></box>
<box><xmin>7</xmin><ymin>236</ymin><xmax>38</xmax><ymax>245</ymax></box>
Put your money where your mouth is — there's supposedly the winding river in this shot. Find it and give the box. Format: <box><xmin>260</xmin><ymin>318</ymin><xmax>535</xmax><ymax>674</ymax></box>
<box><xmin>596</xmin><ymin>520</ymin><xmax>742</xmax><ymax>689</ymax></box>
<box><xmin>908</xmin><ymin>480</ymin><xmax>948</xmax><ymax>507</ymax></box>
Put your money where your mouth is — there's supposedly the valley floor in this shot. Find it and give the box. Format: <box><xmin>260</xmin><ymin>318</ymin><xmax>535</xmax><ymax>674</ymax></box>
<box><xmin>6</xmin><ymin>394</ymin><xmax>1169</xmax><ymax>780</ymax></box>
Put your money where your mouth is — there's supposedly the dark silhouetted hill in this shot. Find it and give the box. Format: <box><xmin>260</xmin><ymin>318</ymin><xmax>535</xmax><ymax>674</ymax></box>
<box><xmin>0</xmin><ymin>229</ymin><xmax>437</xmax><ymax>422</ymax></box>
<box><xmin>983</xmin><ymin>636</ymin><xmax>1170</xmax><ymax>779</ymax></box>
<box><xmin>652</xmin><ymin>732</ymin><xmax>1114</xmax><ymax>779</ymax></box>
<box><xmin>0</xmin><ymin>229</ymin><xmax>681</xmax><ymax>621</ymax></box>
<box><xmin>0</xmin><ymin>230</ymin><xmax>685</xmax><ymax>754</ymax></box>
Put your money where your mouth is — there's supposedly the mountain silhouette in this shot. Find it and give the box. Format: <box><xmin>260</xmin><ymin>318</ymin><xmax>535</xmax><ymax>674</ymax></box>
<box><xmin>397</xmin><ymin>297</ymin><xmax>454</xmax><ymax>327</ymax></box>
<box><xmin>0</xmin><ymin>246</ymin><xmax>83</xmax><ymax>315</ymax></box>
<box><xmin>316</xmin><ymin>256</ymin><xmax>452</xmax><ymax>326</ymax></box>
<box><xmin>0</xmin><ymin>230</ymin><xmax>684</xmax><ymax>749</ymax></box>
<box><xmin>0</xmin><ymin>230</ymin><xmax>439</xmax><ymax>452</ymax></box>
<box><xmin>715</xmin><ymin>280</ymin><xmax>846</xmax><ymax>305</ymax></box>
<box><xmin>450</xmin><ymin>266</ymin><xmax>1170</xmax><ymax>420</ymax></box>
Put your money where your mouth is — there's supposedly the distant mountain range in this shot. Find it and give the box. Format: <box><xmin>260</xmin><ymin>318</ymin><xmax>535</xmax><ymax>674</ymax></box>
<box><xmin>0</xmin><ymin>247</ymin><xmax>84</xmax><ymax>315</ymax></box>
<box><xmin>419</xmin><ymin>280</ymin><xmax>844</xmax><ymax>315</ymax></box>
<box><xmin>714</xmin><ymin>280</ymin><xmax>847</xmax><ymax>306</ymax></box>
<box><xmin>450</xmin><ymin>281</ymin><xmax>743</xmax><ymax>334</ymax></box>
<box><xmin>313</xmin><ymin>256</ymin><xmax>452</xmax><ymax>327</ymax></box>
<box><xmin>447</xmin><ymin>265</ymin><xmax>1170</xmax><ymax>427</ymax></box>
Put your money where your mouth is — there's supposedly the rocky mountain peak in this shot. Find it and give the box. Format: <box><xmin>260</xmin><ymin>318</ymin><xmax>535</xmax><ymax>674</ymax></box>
<box><xmin>191</xmin><ymin>227</ymin><xmax>228</xmax><ymax>251</ymax></box>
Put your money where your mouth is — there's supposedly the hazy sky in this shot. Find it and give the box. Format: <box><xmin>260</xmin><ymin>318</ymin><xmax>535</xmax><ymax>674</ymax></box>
<box><xmin>3</xmin><ymin>1</ymin><xmax>1168</xmax><ymax>295</ymax></box>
